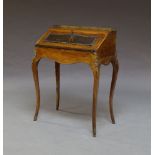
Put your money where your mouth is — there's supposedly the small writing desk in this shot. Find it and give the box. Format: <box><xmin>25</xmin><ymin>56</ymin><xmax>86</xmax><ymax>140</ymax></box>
<box><xmin>32</xmin><ymin>25</ymin><xmax>119</xmax><ymax>137</ymax></box>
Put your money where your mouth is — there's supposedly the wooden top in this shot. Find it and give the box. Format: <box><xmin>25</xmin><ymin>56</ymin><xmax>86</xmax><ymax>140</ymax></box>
<box><xmin>35</xmin><ymin>25</ymin><xmax>115</xmax><ymax>52</ymax></box>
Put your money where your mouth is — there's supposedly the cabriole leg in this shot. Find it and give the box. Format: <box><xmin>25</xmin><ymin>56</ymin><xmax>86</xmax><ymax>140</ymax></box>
<box><xmin>55</xmin><ymin>62</ymin><xmax>60</xmax><ymax>110</ymax></box>
<box><xmin>109</xmin><ymin>58</ymin><xmax>119</xmax><ymax>124</ymax></box>
<box><xmin>32</xmin><ymin>56</ymin><xmax>41</xmax><ymax>121</ymax></box>
<box><xmin>90</xmin><ymin>63</ymin><xmax>100</xmax><ymax>137</ymax></box>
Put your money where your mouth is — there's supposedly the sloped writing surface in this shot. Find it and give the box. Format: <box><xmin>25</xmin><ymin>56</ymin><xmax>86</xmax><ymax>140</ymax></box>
<box><xmin>45</xmin><ymin>34</ymin><xmax>70</xmax><ymax>43</ymax></box>
<box><xmin>45</xmin><ymin>33</ymin><xmax>97</xmax><ymax>46</ymax></box>
<box><xmin>73</xmin><ymin>35</ymin><xmax>96</xmax><ymax>45</ymax></box>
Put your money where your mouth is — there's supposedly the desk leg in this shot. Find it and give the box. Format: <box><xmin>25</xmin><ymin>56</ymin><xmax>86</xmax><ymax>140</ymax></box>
<box><xmin>32</xmin><ymin>57</ymin><xmax>41</xmax><ymax>121</ymax></box>
<box><xmin>109</xmin><ymin>58</ymin><xmax>119</xmax><ymax>124</ymax></box>
<box><xmin>90</xmin><ymin>63</ymin><xmax>100</xmax><ymax>137</ymax></box>
<box><xmin>55</xmin><ymin>62</ymin><xmax>60</xmax><ymax>110</ymax></box>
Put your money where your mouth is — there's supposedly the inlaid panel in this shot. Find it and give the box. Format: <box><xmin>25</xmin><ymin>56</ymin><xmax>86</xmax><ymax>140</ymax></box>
<box><xmin>45</xmin><ymin>33</ymin><xmax>97</xmax><ymax>46</ymax></box>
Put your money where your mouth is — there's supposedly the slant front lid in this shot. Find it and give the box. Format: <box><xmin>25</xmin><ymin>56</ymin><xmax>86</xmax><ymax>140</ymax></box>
<box><xmin>45</xmin><ymin>33</ymin><xmax>96</xmax><ymax>46</ymax></box>
<box><xmin>35</xmin><ymin>25</ymin><xmax>113</xmax><ymax>52</ymax></box>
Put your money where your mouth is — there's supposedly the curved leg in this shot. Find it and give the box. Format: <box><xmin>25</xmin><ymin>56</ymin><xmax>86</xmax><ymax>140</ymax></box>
<box><xmin>32</xmin><ymin>56</ymin><xmax>41</xmax><ymax>121</ymax></box>
<box><xmin>109</xmin><ymin>57</ymin><xmax>119</xmax><ymax>124</ymax></box>
<box><xmin>90</xmin><ymin>63</ymin><xmax>100</xmax><ymax>137</ymax></box>
<box><xmin>55</xmin><ymin>62</ymin><xmax>60</xmax><ymax>110</ymax></box>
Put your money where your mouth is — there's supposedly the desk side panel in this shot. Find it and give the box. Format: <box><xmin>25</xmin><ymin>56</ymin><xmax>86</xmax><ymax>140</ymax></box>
<box><xmin>97</xmin><ymin>31</ymin><xmax>116</xmax><ymax>58</ymax></box>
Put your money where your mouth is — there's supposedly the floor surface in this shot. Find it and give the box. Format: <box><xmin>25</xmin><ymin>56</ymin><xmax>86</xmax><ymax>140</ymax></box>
<box><xmin>4</xmin><ymin>62</ymin><xmax>150</xmax><ymax>155</ymax></box>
